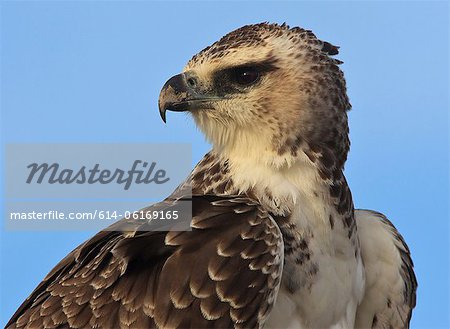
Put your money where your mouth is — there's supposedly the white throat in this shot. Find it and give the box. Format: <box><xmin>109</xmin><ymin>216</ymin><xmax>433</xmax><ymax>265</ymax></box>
<box><xmin>215</xmin><ymin>139</ymin><xmax>330</xmax><ymax>218</ymax></box>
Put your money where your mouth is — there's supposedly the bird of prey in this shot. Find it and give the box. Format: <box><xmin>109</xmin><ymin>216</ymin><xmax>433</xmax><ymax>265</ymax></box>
<box><xmin>7</xmin><ymin>23</ymin><xmax>417</xmax><ymax>329</ymax></box>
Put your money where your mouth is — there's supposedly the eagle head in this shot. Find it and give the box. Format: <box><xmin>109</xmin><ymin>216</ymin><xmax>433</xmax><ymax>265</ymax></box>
<box><xmin>159</xmin><ymin>23</ymin><xmax>351</xmax><ymax>168</ymax></box>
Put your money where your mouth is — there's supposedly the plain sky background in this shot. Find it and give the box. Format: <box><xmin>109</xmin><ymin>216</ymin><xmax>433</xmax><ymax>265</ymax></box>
<box><xmin>1</xmin><ymin>1</ymin><xmax>448</xmax><ymax>328</ymax></box>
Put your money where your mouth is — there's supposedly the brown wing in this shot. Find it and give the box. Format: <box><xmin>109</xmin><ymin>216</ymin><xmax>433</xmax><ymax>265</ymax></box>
<box><xmin>355</xmin><ymin>210</ymin><xmax>417</xmax><ymax>329</ymax></box>
<box><xmin>6</xmin><ymin>195</ymin><xmax>284</xmax><ymax>329</ymax></box>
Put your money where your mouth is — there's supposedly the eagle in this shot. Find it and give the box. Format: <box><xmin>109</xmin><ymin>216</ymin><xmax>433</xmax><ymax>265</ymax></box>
<box><xmin>7</xmin><ymin>23</ymin><xmax>417</xmax><ymax>329</ymax></box>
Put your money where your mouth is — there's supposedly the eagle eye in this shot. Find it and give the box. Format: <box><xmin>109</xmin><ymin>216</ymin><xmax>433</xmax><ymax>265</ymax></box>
<box><xmin>232</xmin><ymin>66</ymin><xmax>260</xmax><ymax>86</ymax></box>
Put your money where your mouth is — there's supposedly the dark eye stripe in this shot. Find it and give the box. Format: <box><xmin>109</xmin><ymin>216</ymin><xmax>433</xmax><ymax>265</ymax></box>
<box><xmin>212</xmin><ymin>57</ymin><xmax>279</xmax><ymax>95</ymax></box>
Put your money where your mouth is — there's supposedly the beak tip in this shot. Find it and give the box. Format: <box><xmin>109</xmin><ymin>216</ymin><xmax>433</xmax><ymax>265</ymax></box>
<box><xmin>158</xmin><ymin>72</ymin><xmax>190</xmax><ymax>123</ymax></box>
<box><xmin>159</xmin><ymin>109</ymin><xmax>167</xmax><ymax>123</ymax></box>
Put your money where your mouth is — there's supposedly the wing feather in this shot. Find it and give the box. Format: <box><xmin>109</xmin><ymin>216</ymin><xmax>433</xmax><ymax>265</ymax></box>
<box><xmin>6</xmin><ymin>195</ymin><xmax>283</xmax><ymax>329</ymax></box>
<box><xmin>355</xmin><ymin>209</ymin><xmax>417</xmax><ymax>329</ymax></box>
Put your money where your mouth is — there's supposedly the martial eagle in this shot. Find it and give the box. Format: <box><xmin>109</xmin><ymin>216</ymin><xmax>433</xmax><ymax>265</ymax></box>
<box><xmin>7</xmin><ymin>23</ymin><xmax>417</xmax><ymax>329</ymax></box>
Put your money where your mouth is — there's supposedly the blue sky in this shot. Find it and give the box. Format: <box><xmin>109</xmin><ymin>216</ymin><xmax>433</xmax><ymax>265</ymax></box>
<box><xmin>1</xmin><ymin>1</ymin><xmax>448</xmax><ymax>328</ymax></box>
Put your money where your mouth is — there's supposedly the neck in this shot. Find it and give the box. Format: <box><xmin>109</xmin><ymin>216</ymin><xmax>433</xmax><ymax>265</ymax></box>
<box><xmin>190</xmin><ymin>139</ymin><xmax>352</xmax><ymax>218</ymax></box>
<box><xmin>189</xmin><ymin>142</ymin><xmax>357</xmax><ymax>251</ymax></box>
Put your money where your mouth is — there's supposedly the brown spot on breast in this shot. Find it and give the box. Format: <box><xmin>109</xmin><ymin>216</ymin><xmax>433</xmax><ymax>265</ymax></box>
<box><xmin>318</xmin><ymin>168</ymin><xmax>331</xmax><ymax>180</ymax></box>
<box><xmin>329</xmin><ymin>215</ymin><xmax>334</xmax><ymax>229</ymax></box>
<box><xmin>286</xmin><ymin>279</ymin><xmax>299</xmax><ymax>294</ymax></box>
<box><xmin>304</xmin><ymin>149</ymin><xmax>317</xmax><ymax>163</ymax></box>
<box><xmin>209</xmin><ymin>162</ymin><xmax>220</xmax><ymax>176</ymax></box>
<box><xmin>344</xmin><ymin>216</ymin><xmax>353</xmax><ymax>228</ymax></box>
<box><xmin>348</xmin><ymin>229</ymin><xmax>354</xmax><ymax>239</ymax></box>
<box><xmin>309</xmin><ymin>264</ymin><xmax>319</xmax><ymax>276</ymax></box>
<box><xmin>372</xmin><ymin>314</ymin><xmax>378</xmax><ymax>328</ymax></box>
<box><xmin>277</xmin><ymin>145</ymin><xmax>287</xmax><ymax>156</ymax></box>
<box><xmin>193</xmin><ymin>170</ymin><xmax>205</xmax><ymax>183</ymax></box>
<box><xmin>299</xmin><ymin>239</ymin><xmax>308</xmax><ymax>250</ymax></box>
<box><xmin>295</xmin><ymin>254</ymin><xmax>305</xmax><ymax>265</ymax></box>
<box><xmin>214</xmin><ymin>179</ymin><xmax>229</xmax><ymax>194</ymax></box>
<box><xmin>221</xmin><ymin>160</ymin><xmax>229</xmax><ymax>172</ymax></box>
<box><xmin>330</xmin><ymin>184</ymin><xmax>341</xmax><ymax>198</ymax></box>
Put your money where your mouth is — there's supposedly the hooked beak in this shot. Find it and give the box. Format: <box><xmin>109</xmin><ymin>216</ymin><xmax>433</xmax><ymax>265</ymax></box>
<box><xmin>158</xmin><ymin>73</ymin><xmax>216</xmax><ymax>123</ymax></box>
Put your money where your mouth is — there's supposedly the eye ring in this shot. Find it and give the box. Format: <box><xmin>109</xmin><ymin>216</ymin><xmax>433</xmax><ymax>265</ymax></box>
<box><xmin>233</xmin><ymin>67</ymin><xmax>260</xmax><ymax>86</ymax></box>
